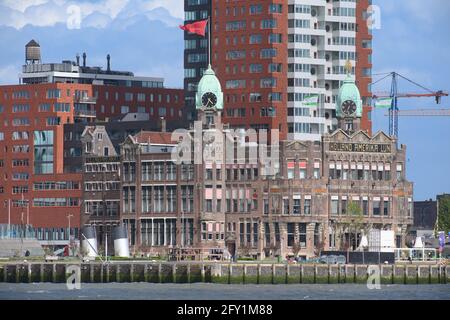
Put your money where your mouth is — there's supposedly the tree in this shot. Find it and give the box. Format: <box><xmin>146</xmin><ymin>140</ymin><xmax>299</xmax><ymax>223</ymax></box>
<box><xmin>292</xmin><ymin>241</ymin><xmax>302</xmax><ymax>257</ymax></box>
<box><xmin>343</xmin><ymin>201</ymin><xmax>366</xmax><ymax>251</ymax></box>
<box><xmin>436</xmin><ymin>195</ymin><xmax>450</xmax><ymax>234</ymax></box>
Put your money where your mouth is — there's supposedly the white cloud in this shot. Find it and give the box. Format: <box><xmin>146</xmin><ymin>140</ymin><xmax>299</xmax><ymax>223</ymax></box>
<box><xmin>0</xmin><ymin>0</ymin><xmax>49</xmax><ymax>12</ymax></box>
<box><xmin>0</xmin><ymin>0</ymin><xmax>182</xmax><ymax>29</ymax></box>
<box><xmin>0</xmin><ymin>65</ymin><xmax>20</xmax><ymax>85</ymax></box>
<box><xmin>143</xmin><ymin>0</ymin><xmax>184</xmax><ymax>20</ymax></box>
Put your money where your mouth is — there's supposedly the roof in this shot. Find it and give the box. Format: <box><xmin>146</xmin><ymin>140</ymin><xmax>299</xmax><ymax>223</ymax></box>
<box><xmin>132</xmin><ymin>131</ymin><xmax>176</xmax><ymax>145</ymax></box>
<box><xmin>26</xmin><ymin>39</ymin><xmax>40</xmax><ymax>47</ymax></box>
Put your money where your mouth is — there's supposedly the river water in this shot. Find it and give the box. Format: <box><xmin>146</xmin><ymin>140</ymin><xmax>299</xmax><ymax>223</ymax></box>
<box><xmin>0</xmin><ymin>283</ymin><xmax>449</xmax><ymax>300</ymax></box>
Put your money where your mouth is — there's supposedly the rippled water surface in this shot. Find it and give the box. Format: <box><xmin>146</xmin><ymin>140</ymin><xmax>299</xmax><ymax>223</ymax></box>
<box><xmin>0</xmin><ymin>283</ymin><xmax>449</xmax><ymax>300</ymax></box>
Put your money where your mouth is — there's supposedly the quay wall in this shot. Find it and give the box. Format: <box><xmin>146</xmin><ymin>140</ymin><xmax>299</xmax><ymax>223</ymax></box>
<box><xmin>0</xmin><ymin>263</ymin><xmax>448</xmax><ymax>285</ymax></box>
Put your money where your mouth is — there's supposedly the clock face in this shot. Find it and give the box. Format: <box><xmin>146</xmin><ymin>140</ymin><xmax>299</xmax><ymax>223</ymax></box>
<box><xmin>202</xmin><ymin>92</ymin><xmax>217</xmax><ymax>108</ymax></box>
<box><xmin>341</xmin><ymin>100</ymin><xmax>357</xmax><ymax>116</ymax></box>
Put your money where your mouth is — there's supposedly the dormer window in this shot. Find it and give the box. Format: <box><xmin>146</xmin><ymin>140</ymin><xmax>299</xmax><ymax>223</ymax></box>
<box><xmin>85</xmin><ymin>142</ymin><xmax>92</xmax><ymax>153</ymax></box>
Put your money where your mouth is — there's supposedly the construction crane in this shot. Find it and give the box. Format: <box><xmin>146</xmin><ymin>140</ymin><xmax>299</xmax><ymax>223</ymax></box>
<box><xmin>384</xmin><ymin>109</ymin><xmax>450</xmax><ymax>117</ymax></box>
<box><xmin>369</xmin><ymin>72</ymin><xmax>448</xmax><ymax>142</ymax></box>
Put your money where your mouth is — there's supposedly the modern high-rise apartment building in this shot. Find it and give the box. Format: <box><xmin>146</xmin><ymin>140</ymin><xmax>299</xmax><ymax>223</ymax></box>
<box><xmin>184</xmin><ymin>0</ymin><xmax>212</xmax><ymax>122</ymax></box>
<box><xmin>184</xmin><ymin>0</ymin><xmax>373</xmax><ymax>140</ymax></box>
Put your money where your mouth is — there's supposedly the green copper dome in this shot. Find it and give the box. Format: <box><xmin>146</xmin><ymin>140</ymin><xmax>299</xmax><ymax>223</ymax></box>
<box><xmin>336</xmin><ymin>73</ymin><xmax>363</xmax><ymax>118</ymax></box>
<box><xmin>196</xmin><ymin>64</ymin><xmax>224</xmax><ymax>110</ymax></box>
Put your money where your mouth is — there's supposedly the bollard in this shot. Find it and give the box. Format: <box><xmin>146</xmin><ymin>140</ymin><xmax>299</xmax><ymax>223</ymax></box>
<box><xmin>316</xmin><ymin>264</ymin><xmax>329</xmax><ymax>284</ymax></box>
<box><xmin>189</xmin><ymin>264</ymin><xmax>202</xmax><ymax>283</ymax></box>
<box><xmin>355</xmin><ymin>265</ymin><xmax>368</xmax><ymax>284</ymax></box>
<box><xmin>259</xmin><ymin>264</ymin><xmax>273</xmax><ymax>284</ymax></box>
<box><xmin>160</xmin><ymin>263</ymin><xmax>173</xmax><ymax>283</ymax></box>
<box><xmin>381</xmin><ymin>265</ymin><xmax>394</xmax><ymax>284</ymax></box>
<box><xmin>244</xmin><ymin>264</ymin><xmax>258</xmax><ymax>284</ymax></box>
<box><xmin>175</xmin><ymin>264</ymin><xmax>189</xmax><ymax>283</ymax></box>
<box><xmin>405</xmin><ymin>265</ymin><xmax>418</xmax><ymax>284</ymax></box>
<box><xmin>329</xmin><ymin>265</ymin><xmax>339</xmax><ymax>284</ymax></box>
<box><xmin>418</xmin><ymin>265</ymin><xmax>430</xmax><ymax>284</ymax></box>
<box><xmin>345</xmin><ymin>265</ymin><xmax>355</xmax><ymax>283</ymax></box>
<box><xmin>393</xmin><ymin>265</ymin><xmax>406</xmax><ymax>284</ymax></box>
<box><xmin>287</xmin><ymin>264</ymin><xmax>301</xmax><ymax>284</ymax></box>
<box><xmin>301</xmin><ymin>265</ymin><xmax>315</xmax><ymax>284</ymax></box>
<box><xmin>230</xmin><ymin>264</ymin><xmax>244</xmax><ymax>284</ymax></box>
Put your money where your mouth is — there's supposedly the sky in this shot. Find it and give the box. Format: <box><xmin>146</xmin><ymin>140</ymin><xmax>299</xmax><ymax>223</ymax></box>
<box><xmin>0</xmin><ymin>0</ymin><xmax>448</xmax><ymax>200</ymax></box>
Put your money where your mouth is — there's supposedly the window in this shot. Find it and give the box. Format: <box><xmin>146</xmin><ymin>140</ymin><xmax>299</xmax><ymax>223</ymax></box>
<box><xmin>268</xmin><ymin>34</ymin><xmax>282</xmax><ymax>43</ymax></box>
<box><xmin>260</xmin><ymin>48</ymin><xmax>277</xmax><ymax>59</ymax></box>
<box><xmin>341</xmin><ymin>198</ymin><xmax>347</xmax><ymax>215</ymax></box>
<box><xmin>167</xmin><ymin>163</ymin><xmax>176</xmax><ymax>180</ymax></box>
<box><xmin>46</xmin><ymin>89</ymin><xmax>61</xmax><ymax>99</ymax></box>
<box><xmin>299</xmin><ymin>161</ymin><xmax>307</xmax><ymax>179</ymax></box>
<box><xmin>249</xmin><ymin>4</ymin><xmax>262</xmax><ymax>14</ymax></box>
<box><xmin>249</xmin><ymin>64</ymin><xmax>263</xmax><ymax>73</ymax></box>
<box><xmin>362</xmin><ymin>199</ymin><xmax>368</xmax><ymax>215</ymax></box>
<box><xmin>396</xmin><ymin>163</ymin><xmax>403</xmax><ymax>180</ymax></box>
<box><xmin>46</xmin><ymin>117</ymin><xmax>60</xmax><ymax>126</ymax></box>
<box><xmin>373</xmin><ymin>199</ymin><xmax>381</xmax><ymax>216</ymax></box>
<box><xmin>331</xmin><ymin>199</ymin><xmax>338</xmax><ymax>215</ymax></box>
<box><xmin>313</xmin><ymin>168</ymin><xmax>320</xmax><ymax>179</ymax></box>
<box><xmin>263</xmin><ymin>198</ymin><xmax>269</xmax><ymax>214</ymax></box>
<box><xmin>12</xmin><ymin>104</ymin><xmax>30</xmax><ymax>113</ymax></box>
<box><xmin>261</xmin><ymin>19</ymin><xmax>277</xmax><ymax>29</ymax></box>
<box><xmin>13</xmin><ymin>118</ymin><xmax>30</xmax><ymax>126</ymax></box>
<box><xmin>34</xmin><ymin>130</ymin><xmax>54</xmax><ymax>174</ymax></box>
<box><xmin>304</xmin><ymin>198</ymin><xmax>311</xmax><ymax>215</ymax></box>
<box><xmin>226</xmin><ymin>21</ymin><xmax>246</xmax><ymax>31</ymax></box>
<box><xmin>283</xmin><ymin>199</ymin><xmax>289</xmax><ymax>215</ymax></box>
<box><xmin>121</xmin><ymin>106</ymin><xmax>129</xmax><ymax>114</ymax></box>
<box><xmin>260</xmin><ymin>77</ymin><xmax>277</xmax><ymax>88</ymax></box>
<box><xmin>167</xmin><ymin>187</ymin><xmax>176</xmax><ymax>212</ymax></box>
<box><xmin>249</xmin><ymin>34</ymin><xmax>262</xmax><ymax>44</ymax></box>
<box><xmin>383</xmin><ymin>200</ymin><xmax>389</xmax><ymax>216</ymax></box>
<box><xmin>269</xmin><ymin>4</ymin><xmax>282</xmax><ymax>13</ymax></box>
<box><xmin>158</xmin><ymin>107</ymin><xmax>166</xmax><ymax>117</ymax></box>
<box><xmin>287</xmin><ymin>166</ymin><xmax>294</xmax><ymax>179</ymax></box>
<box><xmin>293</xmin><ymin>198</ymin><xmax>300</xmax><ymax>214</ymax></box>
<box><xmin>54</xmin><ymin>103</ymin><xmax>70</xmax><ymax>112</ymax></box>
<box><xmin>268</xmin><ymin>63</ymin><xmax>282</xmax><ymax>72</ymax></box>
<box><xmin>184</xmin><ymin>68</ymin><xmax>196</xmax><ymax>78</ymax></box>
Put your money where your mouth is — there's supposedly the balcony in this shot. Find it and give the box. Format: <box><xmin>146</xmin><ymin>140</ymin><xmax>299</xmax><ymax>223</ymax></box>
<box><xmin>74</xmin><ymin>109</ymin><xmax>96</xmax><ymax>117</ymax></box>
<box><xmin>74</xmin><ymin>96</ymin><xmax>97</xmax><ymax>104</ymax></box>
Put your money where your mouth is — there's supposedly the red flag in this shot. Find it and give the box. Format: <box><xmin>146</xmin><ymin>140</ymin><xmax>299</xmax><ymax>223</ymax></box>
<box><xmin>179</xmin><ymin>19</ymin><xmax>208</xmax><ymax>37</ymax></box>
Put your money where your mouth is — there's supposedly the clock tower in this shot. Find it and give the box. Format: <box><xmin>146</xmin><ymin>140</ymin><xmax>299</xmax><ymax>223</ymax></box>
<box><xmin>195</xmin><ymin>64</ymin><xmax>224</xmax><ymax>127</ymax></box>
<box><xmin>336</xmin><ymin>60</ymin><xmax>363</xmax><ymax>133</ymax></box>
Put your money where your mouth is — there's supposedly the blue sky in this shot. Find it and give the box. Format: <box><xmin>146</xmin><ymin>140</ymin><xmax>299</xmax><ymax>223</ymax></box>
<box><xmin>0</xmin><ymin>0</ymin><xmax>448</xmax><ymax>200</ymax></box>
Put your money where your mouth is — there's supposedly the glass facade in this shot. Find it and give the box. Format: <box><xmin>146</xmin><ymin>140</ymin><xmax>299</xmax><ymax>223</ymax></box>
<box><xmin>34</xmin><ymin>130</ymin><xmax>54</xmax><ymax>174</ymax></box>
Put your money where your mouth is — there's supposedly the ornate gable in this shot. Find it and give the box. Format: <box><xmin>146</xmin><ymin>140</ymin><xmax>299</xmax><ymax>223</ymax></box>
<box><xmin>329</xmin><ymin>129</ymin><xmax>350</xmax><ymax>141</ymax></box>
<box><xmin>371</xmin><ymin>131</ymin><xmax>392</xmax><ymax>143</ymax></box>
<box><xmin>285</xmin><ymin>140</ymin><xmax>308</xmax><ymax>151</ymax></box>
<box><xmin>350</xmin><ymin>130</ymin><xmax>371</xmax><ymax>143</ymax></box>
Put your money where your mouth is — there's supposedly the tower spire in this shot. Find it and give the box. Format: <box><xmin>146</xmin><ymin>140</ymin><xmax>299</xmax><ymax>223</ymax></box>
<box><xmin>345</xmin><ymin>59</ymin><xmax>353</xmax><ymax>76</ymax></box>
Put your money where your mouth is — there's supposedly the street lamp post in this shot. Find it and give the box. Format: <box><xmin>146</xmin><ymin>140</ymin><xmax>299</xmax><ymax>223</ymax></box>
<box><xmin>67</xmin><ymin>213</ymin><xmax>74</xmax><ymax>256</ymax></box>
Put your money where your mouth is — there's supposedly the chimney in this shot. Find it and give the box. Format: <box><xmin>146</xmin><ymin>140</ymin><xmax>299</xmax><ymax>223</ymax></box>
<box><xmin>82</xmin><ymin>52</ymin><xmax>86</xmax><ymax>67</ymax></box>
<box><xmin>160</xmin><ymin>117</ymin><xmax>166</xmax><ymax>132</ymax></box>
<box><xmin>76</xmin><ymin>53</ymin><xmax>80</xmax><ymax>66</ymax></box>
<box><xmin>107</xmin><ymin>54</ymin><xmax>111</xmax><ymax>72</ymax></box>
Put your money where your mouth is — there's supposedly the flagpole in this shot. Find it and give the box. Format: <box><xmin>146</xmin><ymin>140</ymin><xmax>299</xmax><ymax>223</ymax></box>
<box><xmin>208</xmin><ymin>16</ymin><xmax>211</xmax><ymax>67</ymax></box>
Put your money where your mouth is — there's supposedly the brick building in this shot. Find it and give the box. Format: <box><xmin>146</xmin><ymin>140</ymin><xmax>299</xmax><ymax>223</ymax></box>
<box><xmin>0</xmin><ymin>41</ymin><xmax>185</xmax><ymax>247</ymax></box>
<box><xmin>81</xmin><ymin>63</ymin><xmax>412</xmax><ymax>259</ymax></box>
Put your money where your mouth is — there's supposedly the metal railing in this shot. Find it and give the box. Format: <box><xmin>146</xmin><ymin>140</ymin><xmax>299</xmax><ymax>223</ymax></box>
<box><xmin>0</xmin><ymin>224</ymin><xmax>35</xmax><ymax>239</ymax></box>
<box><xmin>394</xmin><ymin>248</ymin><xmax>439</xmax><ymax>262</ymax></box>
